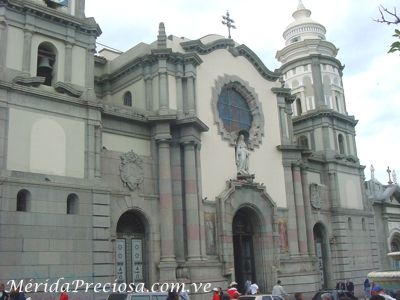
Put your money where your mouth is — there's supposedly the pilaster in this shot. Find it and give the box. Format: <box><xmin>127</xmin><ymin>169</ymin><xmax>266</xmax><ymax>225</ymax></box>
<box><xmin>22</xmin><ymin>30</ymin><xmax>33</xmax><ymax>74</ymax></box>
<box><xmin>311</xmin><ymin>56</ymin><xmax>325</xmax><ymax>109</ymax></box>
<box><xmin>0</xmin><ymin>19</ymin><xmax>7</xmax><ymax>77</ymax></box>
<box><xmin>155</xmin><ymin>129</ymin><xmax>177</xmax><ymax>280</ymax></box>
<box><xmin>64</xmin><ymin>42</ymin><xmax>73</xmax><ymax>83</ymax></box>
<box><xmin>300</xmin><ymin>164</ymin><xmax>315</xmax><ymax>255</ymax></box>
<box><xmin>182</xmin><ymin>140</ymin><xmax>202</xmax><ymax>261</ymax></box>
<box><xmin>158</xmin><ymin>60</ymin><xmax>169</xmax><ymax>115</ymax></box>
<box><xmin>292</xmin><ymin>163</ymin><xmax>308</xmax><ymax>254</ymax></box>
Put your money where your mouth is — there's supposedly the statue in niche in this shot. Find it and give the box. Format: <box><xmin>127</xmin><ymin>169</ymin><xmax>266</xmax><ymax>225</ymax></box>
<box><xmin>236</xmin><ymin>133</ymin><xmax>250</xmax><ymax>175</ymax></box>
<box><xmin>278</xmin><ymin>220</ymin><xmax>288</xmax><ymax>251</ymax></box>
<box><xmin>205</xmin><ymin>213</ymin><xmax>216</xmax><ymax>255</ymax></box>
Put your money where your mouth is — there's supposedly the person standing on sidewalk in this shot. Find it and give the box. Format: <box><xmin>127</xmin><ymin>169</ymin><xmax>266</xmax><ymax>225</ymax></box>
<box><xmin>272</xmin><ymin>280</ymin><xmax>288</xmax><ymax>300</ymax></box>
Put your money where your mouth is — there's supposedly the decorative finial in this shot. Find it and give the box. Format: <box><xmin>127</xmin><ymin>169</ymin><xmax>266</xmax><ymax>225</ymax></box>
<box><xmin>370</xmin><ymin>164</ymin><xmax>375</xmax><ymax>180</ymax></box>
<box><xmin>387</xmin><ymin>166</ymin><xmax>393</xmax><ymax>185</ymax></box>
<box><xmin>221</xmin><ymin>11</ymin><xmax>236</xmax><ymax>39</ymax></box>
<box><xmin>393</xmin><ymin>170</ymin><xmax>398</xmax><ymax>185</ymax></box>
<box><xmin>157</xmin><ymin>22</ymin><xmax>167</xmax><ymax>49</ymax></box>
<box><xmin>297</xmin><ymin>0</ymin><xmax>306</xmax><ymax>10</ymax></box>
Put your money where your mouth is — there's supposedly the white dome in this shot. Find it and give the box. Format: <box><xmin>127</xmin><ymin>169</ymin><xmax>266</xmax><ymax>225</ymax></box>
<box><xmin>283</xmin><ymin>0</ymin><xmax>326</xmax><ymax>46</ymax></box>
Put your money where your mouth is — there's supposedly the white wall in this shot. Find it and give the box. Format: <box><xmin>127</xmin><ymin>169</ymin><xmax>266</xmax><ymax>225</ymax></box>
<box><xmin>338</xmin><ymin>173</ymin><xmax>363</xmax><ymax>209</ymax></box>
<box><xmin>6</xmin><ymin>26</ymin><xmax>24</xmax><ymax>71</ymax></box>
<box><xmin>196</xmin><ymin>49</ymin><xmax>287</xmax><ymax>207</ymax></box>
<box><xmin>7</xmin><ymin>107</ymin><xmax>85</xmax><ymax>178</ymax></box>
<box><xmin>102</xmin><ymin>132</ymin><xmax>150</xmax><ymax>156</ymax></box>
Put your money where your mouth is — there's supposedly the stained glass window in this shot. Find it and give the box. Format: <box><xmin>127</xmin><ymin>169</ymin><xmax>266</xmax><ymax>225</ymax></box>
<box><xmin>217</xmin><ymin>87</ymin><xmax>252</xmax><ymax>133</ymax></box>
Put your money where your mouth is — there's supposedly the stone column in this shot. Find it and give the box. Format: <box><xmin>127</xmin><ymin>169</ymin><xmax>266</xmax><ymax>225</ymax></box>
<box><xmin>186</xmin><ymin>77</ymin><xmax>195</xmax><ymax>114</ymax></box>
<box><xmin>292</xmin><ymin>163</ymin><xmax>308</xmax><ymax>254</ymax></box>
<box><xmin>157</xmin><ymin>137</ymin><xmax>177</xmax><ymax>280</ymax></box>
<box><xmin>300</xmin><ymin>165</ymin><xmax>315</xmax><ymax>255</ymax></box>
<box><xmin>328</xmin><ymin>171</ymin><xmax>339</xmax><ymax>208</ymax></box>
<box><xmin>311</xmin><ymin>56</ymin><xmax>325</xmax><ymax>109</ymax></box>
<box><xmin>176</xmin><ymin>64</ymin><xmax>184</xmax><ymax>116</ymax></box>
<box><xmin>85</xmin><ymin>45</ymin><xmax>96</xmax><ymax>99</ymax></box>
<box><xmin>144</xmin><ymin>70</ymin><xmax>153</xmax><ymax>111</ymax></box>
<box><xmin>22</xmin><ymin>30</ymin><xmax>32</xmax><ymax>75</ymax></box>
<box><xmin>183</xmin><ymin>141</ymin><xmax>201</xmax><ymax>260</ymax></box>
<box><xmin>159</xmin><ymin>60</ymin><xmax>169</xmax><ymax>115</ymax></box>
<box><xmin>195</xmin><ymin>143</ymin><xmax>207</xmax><ymax>259</ymax></box>
<box><xmin>0</xmin><ymin>20</ymin><xmax>8</xmax><ymax>75</ymax></box>
<box><xmin>283</xmin><ymin>162</ymin><xmax>299</xmax><ymax>255</ymax></box>
<box><xmin>94</xmin><ymin>122</ymin><xmax>101</xmax><ymax>178</ymax></box>
<box><xmin>64</xmin><ymin>42</ymin><xmax>73</xmax><ymax>83</ymax></box>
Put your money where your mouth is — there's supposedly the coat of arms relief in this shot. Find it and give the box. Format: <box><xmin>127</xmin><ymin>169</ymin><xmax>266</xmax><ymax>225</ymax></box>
<box><xmin>120</xmin><ymin>150</ymin><xmax>144</xmax><ymax>191</ymax></box>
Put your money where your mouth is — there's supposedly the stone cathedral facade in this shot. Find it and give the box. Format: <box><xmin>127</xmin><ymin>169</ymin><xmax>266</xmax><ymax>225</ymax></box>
<box><xmin>1</xmin><ymin>0</ymin><xmax>398</xmax><ymax>298</ymax></box>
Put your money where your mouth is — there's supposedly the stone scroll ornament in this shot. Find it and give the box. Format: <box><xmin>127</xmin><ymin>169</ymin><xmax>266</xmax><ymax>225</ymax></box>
<box><xmin>120</xmin><ymin>151</ymin><xmax>144</xmax><ymax>191</ymax></box>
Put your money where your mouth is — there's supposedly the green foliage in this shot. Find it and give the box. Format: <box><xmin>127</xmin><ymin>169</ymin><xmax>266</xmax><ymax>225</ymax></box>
<box><xmin>388</xmin><ymin>29</ymin><xmax>400</xmax><ymax>53</ymax></box>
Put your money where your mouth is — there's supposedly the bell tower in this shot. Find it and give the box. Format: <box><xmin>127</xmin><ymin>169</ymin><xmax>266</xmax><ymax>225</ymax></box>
<box><xmin>276</xmin><ymin>0</ymin><xmax>357</xmax><ymax>161</ymax></box>
<box><xmin>0</xmin><ymin>0</ymin><xmax>100</xmax><ymax>95</ymax></box>
<box><xmin>276</xmin><ymin>0</ymin><xmax>379</xmax><ymax>288</ymax></box>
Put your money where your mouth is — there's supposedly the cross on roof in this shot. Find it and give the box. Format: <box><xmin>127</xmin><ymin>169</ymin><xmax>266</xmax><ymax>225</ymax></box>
<box><xmin>221</xmin><ymin>11</ymin><xmax>236</xmax><ymax>39</ymax></box>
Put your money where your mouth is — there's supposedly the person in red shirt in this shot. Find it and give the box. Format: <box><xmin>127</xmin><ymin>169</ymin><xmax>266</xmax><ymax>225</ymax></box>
<box><xmin>59</xmin><ymin>287</ymin><xmax>68</xmax><ymax>300</ymax></box>
<box><xmin>212</xmin><ymin>288</ymin><xmax>221</xmax><ymax>300</ymax></box>
<box><xmin>227</xmin><ymin>282</ymin><xmax>240</xmax><ymax>299</ymax></box>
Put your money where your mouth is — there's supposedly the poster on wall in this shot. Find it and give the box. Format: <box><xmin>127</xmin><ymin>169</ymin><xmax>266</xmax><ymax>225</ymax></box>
<box><xmin>115</xmin><ymin>239</ymin><xmax>126</xmax><ymax>283</ymax></box>
<box><xmin>132</xmin><ymin>239</ymin><xmax>143</xmax><ymax>282</ymax></box>
<box><xmin>48</xmin><ymin>0</ymin><xmax>69</xmax><ymax>6</ymax></box>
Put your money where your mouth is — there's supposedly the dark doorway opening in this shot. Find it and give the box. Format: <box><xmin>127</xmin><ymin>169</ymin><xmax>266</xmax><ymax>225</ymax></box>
<box><xmin>233</xmin><ymin>208</ymin><xmax>256</xmax><ymax>294</ymax></box>
<box><xmin>313</xmin><ymin>223</ymin><xmax>328</xmax><ymax>289</ymax></box>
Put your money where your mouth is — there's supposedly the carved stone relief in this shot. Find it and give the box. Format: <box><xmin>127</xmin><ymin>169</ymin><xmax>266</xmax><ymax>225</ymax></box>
<box><xmin>310</xmin><ymin>183</ymin><xmax>322</xmax><ymax>209</ymax></box>
<box><xmin>120</xmin><ymin>150</ymin><xmax>144</xmax><ymax>191</ymax></box>
<box><xmin>204</xmin><ymin>212</ymin><xmax>217</xmax><ymax>255</ymax></box>
<box><xmin>278</xmin><ymin>219</ymin><xmax>288</xmax><ymax>252</ymax></box>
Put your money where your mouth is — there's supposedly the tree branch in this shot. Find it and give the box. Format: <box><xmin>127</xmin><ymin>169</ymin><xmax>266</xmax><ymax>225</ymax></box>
<box><xmin>374</xmin><ymin>5</ymin><xmax>400</xmax><ymax>25</ymax></box>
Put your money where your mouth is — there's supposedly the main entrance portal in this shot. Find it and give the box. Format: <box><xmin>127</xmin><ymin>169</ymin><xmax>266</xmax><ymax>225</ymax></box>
<box><xmin>116</xmin><ymin>211</ymin><xmax>147</xmax><ymax>285</ymax></box>
<box><xmin>233</xmin><ymin>208</ymin><xmax>256</xmax><ymax>293</ymax></box>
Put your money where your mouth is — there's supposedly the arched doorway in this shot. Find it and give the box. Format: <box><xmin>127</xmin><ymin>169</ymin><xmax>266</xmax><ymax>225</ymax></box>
<box><xmin>116</xmin><ymin>211</ymin><xmax>147</xmax><ymax>284</ymax></box>
<box><xmin>313</xmin><ymin>223</ymin><xmax>328</xmax><ymax>289</ymax></box>
<box><xmin>232</xmin><ymin>208</ymin><xmax>257</xmax><ymax>293</ymax></box>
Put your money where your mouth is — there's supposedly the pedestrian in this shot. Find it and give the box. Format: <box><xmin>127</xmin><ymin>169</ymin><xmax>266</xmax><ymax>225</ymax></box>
<box><xmin>9</xmin><ymin>287</ymin><xmax>25</xmax><ymax>300</ymax></box>
<box><xmin>321</xmin><ymin>293</ymin><xmax>332</xmax><ymax>300</ymax></box>
<box><xmin>250</xmin><ymin>282</ymin><xmax>259</xmax><ymax>295</ymax></box>
<box><xmin>167</xmin><ymin>290</ymin><xmax>179</xmax><ymax>300</ymax></box>
<box><xmin>294</xmin><ymin>293</ymin><xmax>304</xmax><ymax>300</ymax></box>
<box><xmin>220</xmin><ymin>288</ymin><xmax>231</xmax><ymax>300</ymax></box>
<box><xmin>346</xmin><ymin>280</ymin><xmax>354</xmax><ymax>295</ymax></box>
<box><xmin>245</xmin><ymin>280</ymin><xmax>252</xmax><ymax>295</ymax></box>
<box><xmin>59</xmin><ymin>287</ymin><xmax>68</xmax><ymax>300</ymax></box>
<box><xmin>371</xmin><ymin>286</ymin><xmax>395</xmax><ymax>300</ymax></box>
<box><xmin>272</xmin><ymin>280</ymin><xmax>288</xmax><ymax>300</ymax></box>
<box><xmin>212</xmin><ymin>288</ymin><xmax>221</xmax><ymax>300</ymax></box>
<box><xmin>364</xmin><ymin>278</ymin><xmax>371</xmax><ymax>299</ymax></box>
<box><xmin>227</xmin><ymin>282</ymin><xmax>241</xmax><ymax>299</ymax></box>
<box><xmin>0</xmin><ymin>283</ymin><xmax>8</xmax><ymax>300</ymax></box>
<box><xmin>178</xmin><ymin>286</ymin><xmax>190</xmax><ymax>300</ymax></box>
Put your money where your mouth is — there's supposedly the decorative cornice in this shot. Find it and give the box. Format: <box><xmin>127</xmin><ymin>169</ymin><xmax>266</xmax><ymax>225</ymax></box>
<box><xmin>0</xmin><ymin>0</ymin><xmax>101</xmax><ymax>37</ymax></box>
<box><xmin>180</xmin><ymin>38</ymin><xmax>280</xmax><ymax>82</ymax></box>
<box><xmin>180</xmin><ymin>38</ymin><xmax>235</xmax><ymax>54</ymax></box>
<box><xmin>96</xmin><ymin>51</ymin><xmax>203</xmax><ymax>85</ymax></box>
<box><xmin>229</xmin><ymin>44</ymin><xmax>280</xmax><ymax>82</ymax></box>
<box><xmin>293</xmin><ymin>109</ymin><xmax>358</xmax><ymax>126</ymax></box>
<box><xmin>175</xmin><ymin>116</ymin><xmax>209</xmax><ymax>132</ymax></box>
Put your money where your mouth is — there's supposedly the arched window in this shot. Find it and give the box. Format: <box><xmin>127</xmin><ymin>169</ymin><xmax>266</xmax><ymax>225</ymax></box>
<box><xmin>123</xmin><ymin>91</ymin><xmax>132</xmax><ymax>106</ymax></box>
<box><xmin>17</xmin><ymin>189</ymin><xmax>31</xmax><ymax>212</ymax></box>
<box><xmin>338</xmin><ymin>134</ymin><xmax>345</xmax><ymax>154</ymax></box>
<box><xmin>298</xmin><ymin>135</ymin><xmax>309</xmax><ymax>149</ymax></box>
<box><xmin>37</xmin><ymin>42</ymin><xmax>56</xmax><ymax>86</ymax></box>
<box><xmin>296</xmin><ymin>98</ymin><xmax>303</xmax><ymax>116</ymax></box>
<box><xmin>348</xmin><ymin>217</ymin><xmax>353</xmax><ymax>230</ymax></box>
<box><xmin>217</xmin><ymin>87</ymin><xmax>252</xmax><ymax>133</ymax></box>
<box><xmin>335</xmin><ymin>96</ymin><xmax>340</xmax><ymax>112</ymax></box>
<box><xmin>67</xmin><ymin>193</ymin><xmax>79</xmax><ymax>215</ymax></box>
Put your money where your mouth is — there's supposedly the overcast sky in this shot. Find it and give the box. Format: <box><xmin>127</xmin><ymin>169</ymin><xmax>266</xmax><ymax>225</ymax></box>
<box><xmin>86</xmin><ymin>0</ymin><xmax>399</xmax><ymax>184</ymax></box>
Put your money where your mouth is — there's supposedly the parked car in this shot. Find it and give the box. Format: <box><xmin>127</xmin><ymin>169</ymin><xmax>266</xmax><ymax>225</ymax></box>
<box><xmin>240</xmin><ymin>294</ymin><xmax>284</xmax><ymax>300</ymax></box>
<box><xmin>312</xmin><ymin>290</ymin><xmax>357</xmax><ymax>300</ymax></box>
<box><xmin>106</xmin><ymin>292</ymin><xmax>168</xmax><ymax>300</ymax></box>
